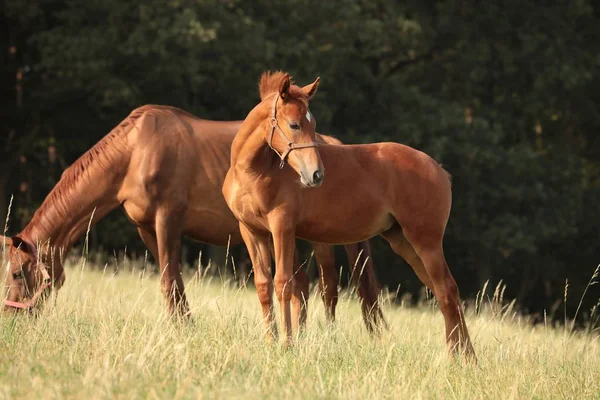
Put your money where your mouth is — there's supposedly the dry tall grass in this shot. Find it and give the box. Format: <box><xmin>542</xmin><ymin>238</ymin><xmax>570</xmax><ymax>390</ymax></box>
<box><xmin>1</xmin><ymin>259</ymin><xmax>599</xmax><ymax>399</ymax></box>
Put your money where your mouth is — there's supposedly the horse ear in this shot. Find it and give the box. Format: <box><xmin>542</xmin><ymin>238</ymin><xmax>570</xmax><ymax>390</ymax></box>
<box><xmin>279</xmin><ymin>73</ymin><xmax>291</xmax><ymax>101</ymax></box>
<box><xmin>300</xmin><ymin>77</ymin><xmax>320</xmax><ymax>100</ymax></box>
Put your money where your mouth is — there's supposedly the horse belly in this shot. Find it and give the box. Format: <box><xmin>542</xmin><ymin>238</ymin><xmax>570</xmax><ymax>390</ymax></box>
<box><xmin>182</xmin><ymin>208</ymin><xmax>242</xmax><ymax>245</ymax></box>
<box><xmin>296</xmin><ymin>208</ymin><xmax>394</xmax><ymax>244</ymax></box>
<box><xmin>296</xmin><ymin>180</ymin><xmax>394</xmax><ymax>243</ymax></box>
<box><xmin>184</xmin><ymin>183</ymin><xmax>243</xmax><ymax>245</ymax></box>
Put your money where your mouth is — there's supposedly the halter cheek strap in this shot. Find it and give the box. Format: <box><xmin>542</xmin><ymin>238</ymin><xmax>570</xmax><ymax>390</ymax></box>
<box><xmin>267</xmin><ymin>94</ymin><xmax>318</xmax><ymax>169</ymax></box>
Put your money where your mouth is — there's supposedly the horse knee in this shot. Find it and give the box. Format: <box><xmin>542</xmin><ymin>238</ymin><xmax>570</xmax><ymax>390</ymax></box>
<box><xmin>436</xmin><ymin>279</ymin><xmax>460</xmax><ymax>314</ymax></box>
<box><xmin>274</xmin><ymin>276</ymin><xmax>293</xmax><ymax>302</ymax></box>
<box><xmin>255</xmin><ymin>281</ymin><xmax>273</xmax><ymax>307</ymax></box>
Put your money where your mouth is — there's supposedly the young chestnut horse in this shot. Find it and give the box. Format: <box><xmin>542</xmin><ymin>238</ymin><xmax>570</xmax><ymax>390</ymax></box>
<box><xmin>223</xmin><ymin>72</ymin><xmax>476</xmax><ymax>360</ymax></box>
<box><xmin>1</xmin><ymin>105</ymin><xmax>384</xmax><ymax>332</ymax></box>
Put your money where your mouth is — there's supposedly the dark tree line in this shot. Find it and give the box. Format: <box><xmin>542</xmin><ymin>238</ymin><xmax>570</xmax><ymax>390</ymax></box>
<box><xmin>2</xmin><ymin>0</ymin><xmax>599</xmax><ymax>322</ymax></box>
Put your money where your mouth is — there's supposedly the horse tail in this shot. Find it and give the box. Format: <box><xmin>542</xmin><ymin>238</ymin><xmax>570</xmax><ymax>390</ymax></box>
<box><xmin>347</xmin><ymin>240</ymin><xmax>388</xmax><ymax>333</ymax></box>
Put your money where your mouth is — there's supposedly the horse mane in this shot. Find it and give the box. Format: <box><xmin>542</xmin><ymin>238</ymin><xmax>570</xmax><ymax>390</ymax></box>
<box><xmin>258</xmin><ymin>71</ymin><xmax>309</xmax><ymax>105</ymax></box>
<box><xmin>22</xmin><ymin>106</ymin><xmax>147</xmax><ymax>238</ymax></box>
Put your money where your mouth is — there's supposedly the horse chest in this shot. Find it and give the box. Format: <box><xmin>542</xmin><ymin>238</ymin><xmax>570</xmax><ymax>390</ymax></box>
<box><xmin>228</xmin><ymin>181</ymin><xmax>266</xmax><ymax>224</ymax></box>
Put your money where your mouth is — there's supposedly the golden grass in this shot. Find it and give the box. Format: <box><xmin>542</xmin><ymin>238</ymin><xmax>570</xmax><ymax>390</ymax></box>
<box><xmin>1</xmin><ymin>262</ymin><xmax>599</xmax><ymax>399</ymax></box>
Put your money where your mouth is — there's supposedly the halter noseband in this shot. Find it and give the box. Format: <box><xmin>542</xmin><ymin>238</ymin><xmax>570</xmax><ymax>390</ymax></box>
<box><xmin>267</xmin><ymin>94</ymin><xmax>318</xmax><ymax>169</ymax></box>
<box><xmin>4</xmin><ymin>261</ymin><xmax>53</xmax><ymax>311</ymax></box>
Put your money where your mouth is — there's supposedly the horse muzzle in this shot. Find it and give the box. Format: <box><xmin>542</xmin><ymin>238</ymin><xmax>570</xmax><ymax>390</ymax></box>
<box><xmin>301</xmin><ymin>168</ymin><xmax>325</xmax><ymax>188</ymax></box>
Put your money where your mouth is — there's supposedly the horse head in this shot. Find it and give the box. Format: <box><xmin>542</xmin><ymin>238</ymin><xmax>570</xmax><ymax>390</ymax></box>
<box><xmin>1</xmin><ymin>235</ymin><xmax>55</xmax><ymax>312</ymax></box>
<box><xmin>258</xmin><ymin>71</ymin><xmax>324</xmax><ymax>187</ymax></box>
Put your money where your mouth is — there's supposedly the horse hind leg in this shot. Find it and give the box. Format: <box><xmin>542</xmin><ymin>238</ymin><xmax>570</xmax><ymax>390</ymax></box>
<box><xmin>381</xmin><ymin>227</ymin><xmax>435</xmax><ymax>295</ymax></box>
<box><xmin>311</xmin><ymin>242</ymin><xmax>338</xmax><ymax>323</ymax></box>
<box><xmin>291</xmin><ymin>248</ymin><xmax>309</xmax><ymax>334</ymax></box>
<box><xmin>345</xmin><ymin>241</ymin><xmax>387</xmax><ymax>334</ymax></box>
<box><xmin>154</xmin><ymin>208</ymin><xmax>190</xmax><ymax>318</ymax></box>
<box><xmin>384</xmin><ymin>226</ymin><xmax>476</xmax><ymax>361</ymax></box>
<box><xmin>245</xmin><ymin>225</ymin><xmax>278</xmax><ymax>341</ymax></box>
<box><xmin>419</xmin><ymin>245</ymin><xmax>475</xmax><ymax>361</ymax></box>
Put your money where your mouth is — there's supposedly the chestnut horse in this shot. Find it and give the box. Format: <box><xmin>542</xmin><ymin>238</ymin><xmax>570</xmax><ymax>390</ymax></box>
<box><xmin>223</xmin><ymin>72</ymin><xmax>475</xmax><ymax>360</ymax></box>
<box><xmin>1</xmin><ymin>105</ymin><xmax>384</xmax><ymax>332</ymax></box>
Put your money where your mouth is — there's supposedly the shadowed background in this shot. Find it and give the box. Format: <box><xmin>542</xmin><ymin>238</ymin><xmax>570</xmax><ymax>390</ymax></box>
<box><xmin>1</xmin><ymin>0</ymin><xmax>599</xmax><ymax>322</ymax></box>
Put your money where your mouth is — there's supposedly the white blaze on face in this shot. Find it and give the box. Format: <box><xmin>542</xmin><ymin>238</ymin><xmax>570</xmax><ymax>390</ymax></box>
<box><xmin>306</xmin><ymin>110</ymin><xmax>312</xmax><ymax>122</ymax></box>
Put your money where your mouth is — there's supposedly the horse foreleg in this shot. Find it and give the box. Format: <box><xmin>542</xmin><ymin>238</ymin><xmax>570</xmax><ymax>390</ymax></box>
<box><xmin>240</xmin><ymin>223</ymin><xmax>277</xmax><ymax>341</ymax></box>
<box><xmin>155</xmin><ymin>209</ymin><xmax>189</xmax><ymax>318</ymax></box>
<box><xmin>271</xmin><ymin>224</ymin><xmax>296</xmax><ymax>346</ymax></box>
<box><xmin>269</xmin><ymin>245</ymin><xmax>308</xmax><ymax>335</ymax></box>
<box><xmin>311</xmin><ymin>242</ymin><xmax>338</xmax><ymax>323</ymax></box>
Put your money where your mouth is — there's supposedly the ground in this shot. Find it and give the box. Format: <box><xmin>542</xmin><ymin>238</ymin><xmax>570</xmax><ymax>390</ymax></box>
<box><xmin>1</xmin><ymin>260</ymin><xmax>599</xmax><ymax>399</ymax></box>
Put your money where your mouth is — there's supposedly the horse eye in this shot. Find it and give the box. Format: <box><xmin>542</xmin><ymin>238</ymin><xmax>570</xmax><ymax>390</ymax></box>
<box><xmin>12</xmin><ymin>271</ymin><xmax>24</xmax><ymax>280</ymax></box>
<box><xmin>289</xmin><ymin>123</ymin><xmax>300</xmax><ymax>131</ymax></box>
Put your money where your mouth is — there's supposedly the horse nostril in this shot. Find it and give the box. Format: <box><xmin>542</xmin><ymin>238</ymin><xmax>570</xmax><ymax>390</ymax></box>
<box><xmin>312</xmin><ymin>170</ymin><xmax>324</xmax><ymax>185</ymax></box>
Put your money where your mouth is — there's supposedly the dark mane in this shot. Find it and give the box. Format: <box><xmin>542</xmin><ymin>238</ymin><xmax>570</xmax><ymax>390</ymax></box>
<box><xmin>22</xmin><ymin>107</ymin><xmax>147</xmax><ymax>238</ymax></box>
<box><xmin>258</xmin><ymin>71</ymin><xmax>309</xmax><ymax>105</ymax></box>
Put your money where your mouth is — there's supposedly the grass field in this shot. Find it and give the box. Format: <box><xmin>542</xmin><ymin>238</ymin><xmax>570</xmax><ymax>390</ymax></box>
<box><xmin>1</xmin><ymin>260</ymin><xmax>599</xmax><ymax>400</ymax></box>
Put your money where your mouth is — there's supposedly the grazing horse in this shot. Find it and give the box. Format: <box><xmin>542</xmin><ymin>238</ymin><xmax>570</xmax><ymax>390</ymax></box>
<box><xmin>223</xmin><ymin>71</ymin><xmax>476</xmax><ymax>360</ymax></box>
<box><xmin>1</xmin><ymin>105</ymin><xmax>384</xmax><ymax>332</ymax></box>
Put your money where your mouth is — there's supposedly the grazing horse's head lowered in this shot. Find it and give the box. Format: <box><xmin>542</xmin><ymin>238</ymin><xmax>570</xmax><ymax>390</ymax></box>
<box><xmin>2</xmin><ymin>236</ymin><xmax>53</xmax><ymax>312</ymax></box>
<box><xmin>259</xmin><ymin>72</ymin><xmax>324</xmax><ymax>187</ymax></box>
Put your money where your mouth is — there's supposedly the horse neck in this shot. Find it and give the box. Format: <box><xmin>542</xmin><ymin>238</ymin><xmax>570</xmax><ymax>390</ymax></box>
<box><xmin>21</xmin><ymin>145</ymin><xmax>127</xmax><ymax>258</ymax></box>
<box><xmin>230</xmin><ymin>102</ymin><xmax>274</xmax><ymax>174</ymax></box>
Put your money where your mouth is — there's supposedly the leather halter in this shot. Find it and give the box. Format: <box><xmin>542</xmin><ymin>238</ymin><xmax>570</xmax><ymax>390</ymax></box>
<box><xmin>267</xmin><ymin>94</ymin><xmax>318</xmax><ymax>169</ymax></box>
<box><xmin>4</xmin><ymin>261</ymin><xmax>53</xmax><ymax>311</ymax></box>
